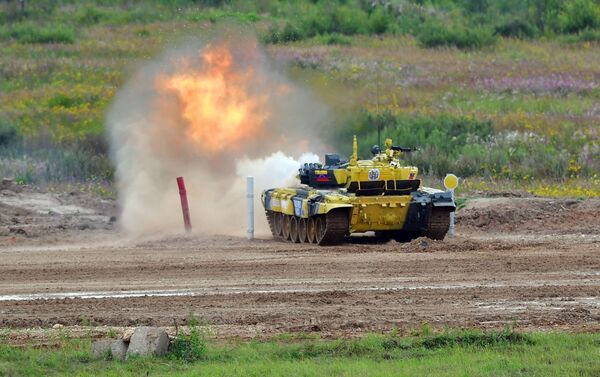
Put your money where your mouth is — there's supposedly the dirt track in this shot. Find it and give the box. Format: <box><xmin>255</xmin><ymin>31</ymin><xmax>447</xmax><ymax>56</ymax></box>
<box><xmin>0</xmin><ymin>188</ymin><xmax>599</xmax><ymax>338</ymax></box>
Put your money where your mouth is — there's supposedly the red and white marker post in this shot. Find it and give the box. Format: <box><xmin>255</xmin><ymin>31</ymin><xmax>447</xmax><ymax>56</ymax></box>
<box><xmin>176</xmin><ymin>176</ymin><xmax>192</xmax><ymax>233</ymax></box>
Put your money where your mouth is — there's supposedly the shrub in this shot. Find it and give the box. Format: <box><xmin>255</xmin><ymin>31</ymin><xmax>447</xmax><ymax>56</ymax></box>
<box><xmin>297</xmin><ymin>3</ymin><xmax>369</xmax><ymax>38</ymax></box>
<box><xmin>264</xmin><ymin>23</ymin><xmax>306</xmax><ymax>44</ymax></box>
<box><xmin>299</xmin><ymin>6</ymin><xmax>331</xmax><ymax>38</ymax></box>
<box><xmin>0</xmin><ymin>120</ymin><xmax>18</xmax><ymax>147</ymax></box>
<box><xmin>393</xmin><ymin>5</ymin><xmax>430</xmax><ymax>36</ymax></box>
<box><xmin>263</xmin><ymin>25</ymin><xmax>281</xmax><ymax>43</ymax></box>
<box><xmin>47</xmin><ymin>148</ymin><xmax>114</xmax><ymax>182</ymax></box>
<box><xmin>106</xmin><ymin>8</ymin><xmax>165</xmax><ymax>25</ymax></box>
<box><xmin>419</xmin><ymin>329</ymin><xmax>533</xmax><ymax>349</ymax></box>
<box><xmin>313</xmin><ymin>33</ymin><xmax>352</xmax><ymax>45</ymax></box>
<box><xmin>169</xmin><ymin>316</ymin><xmax>208</xmax><ymax>362</ymax></box>
<box><xmin>0</xmin><ymin>3</ymin><xmax>30</xmax><ymax>23</ymax></box>
<box><xmin>558</xmin><ymin>0</ymin><xmax>600</xmax><ymax>34</ymax></box>
<box><xmin>280</xmin><ymin>23</ymin><xmax>305</xmax><ymax>43</ymax></box>
<box><xmin>265</xmin><ymin>3</ymin><xmax>376</xmax><ymax>44</ymax></box>
<box><xmin>0</xmin><ymin>23</ymin><xmax>75</xmax><ymax>44</ymax></box>
<box><xmin>75</xmin><ymin>6</ymin><xmax>111</xmax><ymax>26</ymax></box>
<box><xmin>561</xmin><ymin>27</ymin><xmax>600</xmax><ymax>43</ymax></box>
<box><xmin>331</xmin><ymin>5</ymin><xmax>368</xmax><ymax>35</ymax></box>
<box><xmin>417</xmin><ymin>21</ymin><xmax>497</xmax><ymax>49</ymax></box>
<box><xmin>368</xmin><ymin>7</ymin><xmax>391</xmax><ymax>35</ymax></box>
<box><xmin>455</xmin><ymin>144</ymin><xmax>488</xmax><ymax>177</ymax></box>
<box><xmin>47</xmin><ymin>94</ymin><xmax>82</xmax><ymax>109</ymax></box>
<box><xmin>136</xmin><ymin>28</ymin><xmax>151</xmax><ymax>37</ymax></box>
<box><xmin>494</xmin><ymin>17</ymin><xmax>538</xmax><ymax>38</ymax></box>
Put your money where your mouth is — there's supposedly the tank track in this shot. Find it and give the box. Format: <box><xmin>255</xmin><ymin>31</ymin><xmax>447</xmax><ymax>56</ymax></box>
<box><xmin>265</xmin><ymin>211</ymin><xmax>278</xmax><ymax>238</ymax></box>
<box><xmin>265</xmin><ymin>210</ymin><xmax>348</xmax><ymax>246</ymax></box>
<box><xmin>316</xmin><ymin>210</ymin><xmax>349</xmax><ymax>246</ymax></box>
<box><xmin>423</xmin><ymin>207</ymin><xmax>450</xmax><ymax>240</ymax></box>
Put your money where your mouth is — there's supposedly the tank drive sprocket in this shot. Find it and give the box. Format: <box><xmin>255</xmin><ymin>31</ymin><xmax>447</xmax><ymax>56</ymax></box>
<box><xmin>315</xmin><ymin>209</ymin><xmax>349</xmax><ymax>245</ymax></box>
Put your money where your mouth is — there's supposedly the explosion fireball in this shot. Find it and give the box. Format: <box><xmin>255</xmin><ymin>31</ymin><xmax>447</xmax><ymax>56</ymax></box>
<box><xmin>157</xmin><ymin>45</ymin><xmax>270</xmax><ymax>153</ymax></box>
<box><xmin>107</xmin><ymin>33</ymin><xmax>328</xmax><ymax>236</ymax></box>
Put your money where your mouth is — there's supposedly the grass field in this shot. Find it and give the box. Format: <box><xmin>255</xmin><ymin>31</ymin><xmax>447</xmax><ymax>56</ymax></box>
<box><xmin>0</xmin><ymin>0</ymin><xmax>598</xmax><ymax>196</ymax></box>
<box><xmin>1</xmin><ymin>329</ymin><xmax>599</xmax><ymax>376</ymax></box>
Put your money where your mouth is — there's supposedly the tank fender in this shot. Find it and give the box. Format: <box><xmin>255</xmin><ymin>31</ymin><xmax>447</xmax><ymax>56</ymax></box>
<box><xmin>308</xmin><ymin>200</ymin><xmax>353</xmax><ymax>216</ymax></box>
<box><xmin>262</xmin><ymin>189</ymin><xmax>274</xmax><ymax>209</ymax></box>
<box><xmin>412</xmin><ymin>190</ymin><xmax>456</xmax><ymax>211</ymax></box>
<box><xmin>430</xmin><ymin>191</ymin><xmax>455</xmax><ymax>210</ymax></box>
<box><xmin>322</xmin><ymin>203</ymin><xmax>353</xmax><ymax>214</ymax></box>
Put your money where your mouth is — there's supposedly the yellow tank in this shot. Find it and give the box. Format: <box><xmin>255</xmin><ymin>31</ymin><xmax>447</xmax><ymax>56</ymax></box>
<box><xmin>262</xmin><ymin>136</ymin><xmax>456</xmax><ymax>245</ymax></box>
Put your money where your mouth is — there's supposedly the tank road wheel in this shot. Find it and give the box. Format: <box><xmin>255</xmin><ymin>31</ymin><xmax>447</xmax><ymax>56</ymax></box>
<box><xmin>424</xmin><ymin>208</ymin><xmax>450</xmax><ymax>240</ymax></box>
<box><xmin>298</xmin><ymin>218</ymin><xmax>308</xmax><ymax>243</ymax></box>
<box><xmin>315</xmin><ymin>216</ymin><xmax>327</xmax><ymax>244</ymax></box>
<box><xmin>273</xmin><ymin>213</ymin><xmax>283</xmax><ymax>239</ymax></box>
<box><xmin>282</xmin><ymin>215</ymin><xmax>291</xmax><ymax>241</ymax></box>
<box><xmin>289</xmin><ymin>216</ymin><xmax>301</xmax><ymax>243</ymax></box>
<box><xmin>307</xmin><ymin>217</ymin><xmax>317</xmax><ymax>243</ymax></box>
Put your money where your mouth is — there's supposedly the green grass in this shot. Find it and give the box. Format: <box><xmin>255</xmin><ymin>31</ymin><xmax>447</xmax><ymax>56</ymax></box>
<box><xmin>0</xmin><ymin>330</ymin><xmax>598</xmax><ymax>376</ymax></box>
<box><xmin>0</xmin><ymin>23</ymin><xmax>75</xmax><ymax>44</ymax></box>
<box><xmin>445</xmin><ymin>91</ymin><xmax>597</xmax><ymax>116</ymax></box>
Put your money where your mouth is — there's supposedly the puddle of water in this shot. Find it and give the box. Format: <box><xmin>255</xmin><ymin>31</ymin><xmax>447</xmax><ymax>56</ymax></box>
<box><xmin>474</xmin><ymin>297</ymin><xmax>600</xmax><ymax>314</ymax></box>
<box><xmin>1</xmin><ymin>281</ymin><xmax>598</xmax><ymax>302</ymax></box>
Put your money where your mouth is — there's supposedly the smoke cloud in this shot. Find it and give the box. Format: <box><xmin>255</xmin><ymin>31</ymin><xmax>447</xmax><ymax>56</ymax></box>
<box><xmin>107</xmin><ymin>30</ymin><xmax>330</xmax><ymax>237</ymax></box>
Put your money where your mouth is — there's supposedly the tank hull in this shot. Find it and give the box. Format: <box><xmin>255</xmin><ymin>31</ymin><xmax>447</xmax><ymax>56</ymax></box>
<box><xmin>262</xmin><ymin>187</ymin><xmax>455</xmax><ymax>245</ymax></box>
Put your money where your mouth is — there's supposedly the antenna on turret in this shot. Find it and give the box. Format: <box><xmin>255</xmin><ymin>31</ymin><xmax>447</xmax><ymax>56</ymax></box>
<box><xmin>350</xmin><ymin>135</ymin><xmax>358</xmax><ymax>166</ymax></box>
<box><xmin>376</xmin><ymin>61</ymin><xmax>381</xmax><ymax>148</ymax></box>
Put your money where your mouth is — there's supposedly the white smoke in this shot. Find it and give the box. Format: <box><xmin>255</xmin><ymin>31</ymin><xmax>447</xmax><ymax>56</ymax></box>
<box><xmin>234</xmin><ymin>152</ymin><xmax>320</xmax><ymax>236</ymax></box>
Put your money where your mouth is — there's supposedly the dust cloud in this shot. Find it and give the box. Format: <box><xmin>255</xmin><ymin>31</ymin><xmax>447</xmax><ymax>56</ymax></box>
<box><xmin>106</xmin><ymin>30</ymin><xmax>329</xmax><ymax>237</ymax></box>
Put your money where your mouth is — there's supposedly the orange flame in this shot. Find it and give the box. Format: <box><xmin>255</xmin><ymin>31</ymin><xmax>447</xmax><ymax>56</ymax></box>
<box><xmin>157</xmin><ymin>44</ymin><xmax>269</xmax><ymax>153</ymax></box>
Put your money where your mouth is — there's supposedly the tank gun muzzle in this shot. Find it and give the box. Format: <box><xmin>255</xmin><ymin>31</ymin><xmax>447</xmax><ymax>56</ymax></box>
<box><xmin>391</xmin><ymin>146</ymin><xmax>417</xmax><ymax>153</ymax></box>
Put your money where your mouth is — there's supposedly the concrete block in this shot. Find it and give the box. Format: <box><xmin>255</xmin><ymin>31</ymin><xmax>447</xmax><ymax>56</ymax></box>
<box><xmin>92</xmin><ymin>339</ymin><xmax>113</xmax><ymax>358</ymax></box>
<box><xmin>92</xmin><ymin>339</ymin><xmax>129</xmax><ymax>360</ymax></box>
<box><xmin>126</xmin><ymin>327</ymin><xmax>170</xmax><ymax>358</ymax></box>
<box><xmin>110</xmin><ymin>339</ymin><xmax>128</xmax><ymax>361</ymax></box>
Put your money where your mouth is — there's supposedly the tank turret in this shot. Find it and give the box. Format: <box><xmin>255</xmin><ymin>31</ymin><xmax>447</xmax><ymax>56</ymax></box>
<box><xmin>298</xmin><ymin>136</ymin><xmax>420</xmax><ymax>195</ymax></box>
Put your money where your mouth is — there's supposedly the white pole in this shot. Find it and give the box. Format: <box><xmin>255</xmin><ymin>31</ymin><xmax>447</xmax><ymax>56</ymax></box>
<box><xmin>449</xmin><ymin>189</ymin><xmax>455</xmax><ymax>236</ymax></box>
<box><xmin>246</xmin><ymin>176</ymin><xmax>254</xmax><ymax>240</ymax></box>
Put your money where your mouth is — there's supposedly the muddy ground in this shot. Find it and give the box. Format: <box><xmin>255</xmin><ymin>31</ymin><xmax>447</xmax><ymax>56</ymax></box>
<box><xmin>0</xmin><ymin>181</ymin><xmax>598</xmax><ymax>341</ymax></box>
